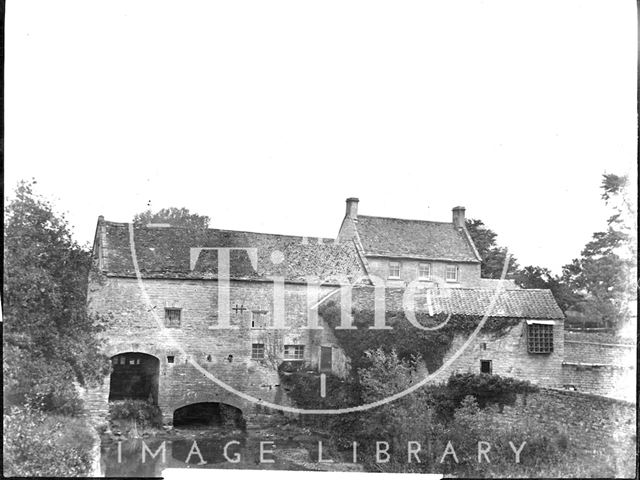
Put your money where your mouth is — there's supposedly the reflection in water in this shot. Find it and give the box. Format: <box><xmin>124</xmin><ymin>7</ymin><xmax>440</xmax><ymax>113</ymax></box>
<box><xmin>101</xmin><ymin>429</ymin><xmax>320</xmax><ymax>477</ymax></box>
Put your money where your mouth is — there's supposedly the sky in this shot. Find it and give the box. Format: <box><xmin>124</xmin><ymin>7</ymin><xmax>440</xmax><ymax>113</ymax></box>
<box><xmin>5</xmin><ymin>0</ymin><xmax>637</xmax><ymax>274</ymax></box>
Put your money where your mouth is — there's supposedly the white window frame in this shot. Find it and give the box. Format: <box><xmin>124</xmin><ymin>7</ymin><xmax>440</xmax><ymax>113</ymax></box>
<box><xmin>251</xmin><ymin>343</ymin><xmax>265</xmax><ymax>360</ymax></box>
<box><xmin>445</xmin><ymin>264</ymin><xmax>459</xmax><ymax>282</ymax></box>
<box><xmin>283</xmin><ymin>344</ymin><xmax>305</xmax><ymax>361</ymax></box>
<box><xmin>389</xmin><ymin>261</ymin><xmax>401</xmax><ymax>279</ymax></box>
<box><xmin>418</xmin><ymin>262</ymin><xmax>432</xmax><ymax>280</ymax></box>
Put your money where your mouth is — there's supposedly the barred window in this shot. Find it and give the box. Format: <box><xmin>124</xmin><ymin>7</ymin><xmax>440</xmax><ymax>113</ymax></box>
<box><xmin>419</xmin><ymin>263</ymin><xmax>431</xmax><ymax>280</ymax></box>
<box><xmin>389</xmin><ymin>261</ymin><xmax>401</xmax><ymax>278</ymax></box>
<box><xmin>445</xmin><ymin>264</ymin><xmax>459</xmax><ymax>282</ymax></box>
<box><xmin>165</xmin><ymin>308</ymin><xmax>181</xmax><ymax>328</ymax></box>
<box><xmin>251</xmin><ymin>343</ymin><xmax>265</xmax><ymax>359</ymax></box>
<box><xmin>284</xmin><ymin>345</ymin><xmax>305</xmax><ymax>360</ymax></box>
<box><xmin>528</xmin><ymin>323</ymin><xmax>554</xmax><ymax>353</ymax></box>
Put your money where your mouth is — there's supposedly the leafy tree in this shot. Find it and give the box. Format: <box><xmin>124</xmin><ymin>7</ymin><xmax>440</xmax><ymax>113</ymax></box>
<box><xmin>133</xmin><ymin>207</ymin><xmax>210</xmax><ymax>230</ymax></box>
<box><xmin>560</xmin><ymin>174</ymin><xmax>637</xmax><ymax>329</ymax></box>
<box><xmin>513</xmin><ymin>266</ymin><xmax>578</xmax><ymax>312</ymax></box>
<box><xmin>3</xmin><ymin>180</ymin><xmax>110</xmax><ymax>412</ymax></box>
<box><xmin>465</xmin><ymin>219</ymin><xmax>519</xmax><ymax>278</ymax></box>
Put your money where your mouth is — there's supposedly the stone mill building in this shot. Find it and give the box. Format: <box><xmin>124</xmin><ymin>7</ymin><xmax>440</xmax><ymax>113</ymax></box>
<box><xmin>85</xmin><ymin>198</ymin><xmax>566</xmax><ymax>425</ymax></box>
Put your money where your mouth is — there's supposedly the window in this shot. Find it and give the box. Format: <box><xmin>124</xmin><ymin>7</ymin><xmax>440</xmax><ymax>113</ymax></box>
<box><xmin>284</xmin><ymin>345</ymin><xmax>305</xmax><ymax>360</ymax></box>
<box><xmin>165</xmin><ymin>308</ymin><xmax>181</xmax><ymax>328</ymax></box>
<box><xmin>480</xmin><ymin>360</ymin><xmax>492</xmax><ymax>374</ymax></box>
<box><xmin>418</xmin><ymin>263</ymin><xmax>431</xmax><ymax>280</ymax></box>
<box><xmin>528</xmin><ymin>323</ymin><xmax>554</xmax><ymax>353</ymax></box>
<box><xmin>251</xmin><ymin>310</ymin><xmax>268</xmax><ymax>328</ymax></box>
<box><xmin>445</xmin><ymin>265</ymin><xmax>459</xmax><ymax>282</ymax></box>
<box><xmin>251</xmin><ymin>343</ymin><xmax>265</xmax><ymax>360</ymax></box>
<box><xmin>167</xmin><ymin>355</ymin><xmax>175</xmax><ymax>364</ymax></box>
<box><xmin>389</xmin><ymin>261</ymin><xmax>401</xmax><ymax>278</ymax></box>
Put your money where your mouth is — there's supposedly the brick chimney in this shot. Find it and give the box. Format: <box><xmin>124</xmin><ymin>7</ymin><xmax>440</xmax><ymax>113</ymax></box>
<box><xmin>452</xmin><ymin>206</ymin><xmax>466</xmax><ymax>228</ymax></box>
<box><xmin>346</xmin><ymin>197</ymin><xmax>359</xmax><ymax>219</ymax></box>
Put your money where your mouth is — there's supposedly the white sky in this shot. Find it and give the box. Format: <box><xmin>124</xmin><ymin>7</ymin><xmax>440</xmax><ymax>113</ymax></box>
<box><xmin>5</xmin><ymin>0</ymin><xmax>637</xmax><ymax>274</ymax></box>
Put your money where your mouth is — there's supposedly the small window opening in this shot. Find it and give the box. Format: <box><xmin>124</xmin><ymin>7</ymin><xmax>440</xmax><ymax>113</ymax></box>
<box><xmin>206</xmin><ymin>354</ymin><xmax>212</xmax><ymax>362</ymax></box>
<box><xmin>480</xmin><ymin>359</ymin><xmax>492</xmax><ymax>374</ymax></box>
<box><xmin>167</xmin><ymin>355</ymin><xmax>175</xmax><ymax>364</ymax></box>
<box><xmin>165</xmin><ymin>308</ymin><xmax>182</xmax><ymax>328</ymax></box>
<box><xmin>480</xmin><ymin>342</ymin><xmax>487</xmax><ymax>350</ymax></box>
<box><xmin>227</xmin><ymin>354</ymin><xmax>233</xmax><ymax>363</ymax></box>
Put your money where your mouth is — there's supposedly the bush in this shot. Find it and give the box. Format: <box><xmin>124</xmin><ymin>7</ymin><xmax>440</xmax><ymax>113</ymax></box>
<box><xmin>109</xmin><ymin>399</ymin><xmax>163</xmax><ymax>429</ymax></box>
<box><xmin>3</xmin><ymin>405</ymin><xmax>95</xmax><ymax>477</ymax></box>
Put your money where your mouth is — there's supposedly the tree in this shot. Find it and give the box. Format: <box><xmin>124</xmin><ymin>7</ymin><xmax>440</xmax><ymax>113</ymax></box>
<box><xmin>513</xmin><ymin>266</ymin><xmax>578</xmax><ymax>312</ymax></box>
<box><xmin>560</xmin><ymin>173</ymin><xmax>637</xmax><ymax>329</ymax></box>
<box><xmin>465</xmin><ymin>219</ymin><xmax>519</xmax><ymax>278</ymax></box>
<box><xmin>3</xmin><ymin>180</ymin><xmax>110</xmax><ymax>412</ymax></box>
<box><xmin>133</xmin><ymin>207</ymin><xmax>210</xmax><ymax>230</ymax></box>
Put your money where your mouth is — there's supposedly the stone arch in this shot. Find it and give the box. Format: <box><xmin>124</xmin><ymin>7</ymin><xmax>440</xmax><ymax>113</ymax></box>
<box><xmin>172</xmin><ymin>402</ymin><xmax>244</xmax><ymax>429</ymax></box>
<box><xmin>108</xmin><ymin>352</ymin><xmax>160</xmax><ymax>404</ymax></box>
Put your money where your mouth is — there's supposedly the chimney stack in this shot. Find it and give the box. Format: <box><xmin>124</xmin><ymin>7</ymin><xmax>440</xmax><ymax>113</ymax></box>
<box><xmin>346</xmin><ymin>197</ymin><xmax>359</xmax><ymax>219</ymax></box>
<box><xmin>452</xmin><ymin>206</ymin><xmax>466</xmax><ymax>228</ymax></box>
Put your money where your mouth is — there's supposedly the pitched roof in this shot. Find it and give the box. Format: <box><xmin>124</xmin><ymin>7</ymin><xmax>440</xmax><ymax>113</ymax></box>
<box><xmin>97</xmin><ymin>220</ymin><xmax>367</xmax><ymax>284</ymax></box>
<box><xmin>353</xmin><ymin>215</ymin><xmax>480</xmax><ymax>262</ymax></box>
<box><xmin>351</xmin><ymin>286</ymin><xmax>564</xmax><ymax>319</ymax></box>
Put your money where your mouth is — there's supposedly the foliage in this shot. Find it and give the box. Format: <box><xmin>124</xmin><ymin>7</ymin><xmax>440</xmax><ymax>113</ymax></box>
<box><xmin>433</xmin><ymin>372</ymin><xmax>538</xmax><ymax>420</ymax></box>
<box><xmin>3</xmin><ymin>405</ymin><xmax>95</xmax><ymax>476</ymax></box>
<box><xmin>318</xmin><ymin>300</ymin><xmax>520</xmax><ymax>375</ymax></box>
<box><xmin>465</xmin><ymin>219</ymin><xmax>519</xmax><ymax>278</ymax></box>
<box><xmin>133</xmin><ymin>207</ymin><xmax>211</xmax><ymax>230</ymax></box>
<box><xmin>3</xmin><ymin>180</ymin><xmax>110</xmax><ymax>412</ymax></box>
<box><xmin>109</xmin><ymin>399</ymin><xmax>163</xmax><ymax>429</ymax></box>
<box><xmin>560</xmin><ymin>173</ymin><xmax>637</xmax><ymax>329</ymax></box>
<box><xmin>513</xmin><ymin>265</ymin><xmax>578</xmax><ymax>311</ymax></box>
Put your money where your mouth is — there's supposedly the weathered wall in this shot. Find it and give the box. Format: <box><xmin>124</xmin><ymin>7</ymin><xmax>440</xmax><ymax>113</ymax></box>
<box><xmin>432</xmin><ymin>321</ymin><xmax>565</xmax><ymax>388</ymax></box>
<box><xmin>561</xmin><ymin>335</ymin><xmax>636</xmax><ymax>402</ymax></box>
<box><xmin>87</xmin><ymin>275</ymin><xmax>350</xmax><ymax>423</ymax></box>
<box><xmin>365</xmin><ymin>257</ymin><xmax>481</xmax><ymax>287</ymax></box>
<box><xmin>490</xmin><ymin>388</ymin><xmax>636</xmax><ymax>469</ymax></box>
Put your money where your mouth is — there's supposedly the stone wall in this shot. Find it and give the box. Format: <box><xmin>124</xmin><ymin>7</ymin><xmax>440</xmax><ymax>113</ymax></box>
<box><xmin>491</xmin><ymin>388</ymin><xmax>636</xmax><ymax>465</ymax></box>
<box><xmin>561</xmin><ymin>335</ymin><xmax>636</xmax><ymax>402</ymax></box>
<box><xmin>87</xmin><ymin>274</ymin><xmax>350</xmax><ymax>423</ymax></box>
<box><xmin>366</xmin><ymin>257</ymin><xmax>481</xmax><ymax>287</ymax></box>
<box><xmin>432</xmin><ymin>321</ymin><xmax>565</xmax><ymax>388</ymax></box>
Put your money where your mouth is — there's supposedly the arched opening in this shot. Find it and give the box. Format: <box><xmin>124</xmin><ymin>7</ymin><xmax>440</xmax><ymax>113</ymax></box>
<box><xmin>109</xmin><ymin>353</ymin><xmax>159</xmax><ymax>404</ymax></box>
<box><xmin>173</xmin><ymin>402</ymin><xmax>244</xmax><ymax>429</ymax></box>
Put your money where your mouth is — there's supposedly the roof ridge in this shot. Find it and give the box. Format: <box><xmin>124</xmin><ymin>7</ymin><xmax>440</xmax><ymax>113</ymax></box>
<box><xmin>357</xmin><ymin>215</ymin><xmax>453</xmax><ymax>225</ymax></box>
<box><xmin>102</xmin><ymin>219</ymin><xmax>338</xmax><ymax>244</ymax></box>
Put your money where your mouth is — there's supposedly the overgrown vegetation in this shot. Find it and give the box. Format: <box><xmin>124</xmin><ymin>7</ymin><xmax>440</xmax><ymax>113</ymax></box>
<box><xmin>279</xmin><ymin>349</ymin><xmax>632</xmax><ymax>476</ymax></box>
<box><xmin>3</xmin><ymin>180</ymin><xmax>110</xmax><ymax>475</ymax></box>
<box><xmin>3</xmin><ymin>405</ymin><xmax>96</xmax><ymax>477</ymax></box>
<box><xmin>109</xmin><ymin>400</ymin><xmax>163</xmax><ymax>430</ymax></box>
<box><xmin>318</xmin><ymin>300</ymin><xmax>520</xmax><ymax>374</ymax></box>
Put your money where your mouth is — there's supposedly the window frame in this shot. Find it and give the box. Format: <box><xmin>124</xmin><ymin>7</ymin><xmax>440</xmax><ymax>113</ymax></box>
<box><xmin>164</xmin><ymin>308</ymin><xmax>182</xmax><ymax>328</ymax></box>
<box><xmin>251</xmin><ymin>343</ymin><xmax>265</xmax><ymax>360</ymax></box>
<box><xmin>283</xmin><ymin>344</ymin><xmax>305</xmax><ymax>361</ymax></box>
<box><xmin>445</xmin><ymin>264</ymin><xmax>459</xmax><ymax>283</ymax></box>
<box><xmin>527</xmin><ymin>322</ymin><xmax>554</xmax><ymax>354</ymax></box>
<box><xmin>480</xmin><ymin>359</ymin><xmax>492</xmax><ymax>374</ymax></box>
<box><xmin>418</xmin><ymin>262</ymin><xmax>432</xmax><ymax>280</ymax></box>
<box><xmin>388</xmin><ymin>261</ymin><xmax>401</xmax><ymax>279</ymax></box>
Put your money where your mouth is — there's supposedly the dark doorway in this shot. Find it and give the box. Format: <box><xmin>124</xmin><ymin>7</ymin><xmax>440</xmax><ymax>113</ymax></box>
<box><xmin>320</xmin><ymin>346</ymin><xmax>332</xmax><ymax>371</ymax></box>
<box><xmin>480</xmin><ymin>359</ymin><xmax>492</xmax><ymax>374</ymax></box>
<box><xmin>109</xmin><ymin>353</ymin><xmax>159</xmax><ymax>404</ymax></box>
<box><xmin>173</xmin><ymin>403</ymin><xmax>244</xmax><ymax>429</ymax></box>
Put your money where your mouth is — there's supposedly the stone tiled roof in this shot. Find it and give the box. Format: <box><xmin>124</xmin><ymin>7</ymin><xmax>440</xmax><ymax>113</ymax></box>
<box><xmin>351</xmin><ymin>286</ymin><xmax>564</xmax><ymax>319</ymax></box>
<box><xmin>97</xmin><ymin>220</ymin><xmax>367</xmax><ymax>284</ymax></box>
<box><xmin>354</xmin><ymin>215</ymin><xmax>480</xmax><ymax>262</ymax></box>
